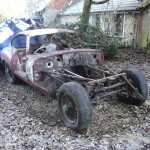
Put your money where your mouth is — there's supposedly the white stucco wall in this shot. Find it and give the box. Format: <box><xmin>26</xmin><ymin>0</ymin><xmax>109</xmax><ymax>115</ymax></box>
<box><xmin>60</xmin><ymin>15</ymin><xmax>80</xmax><ymax>24</ymax></box>
<box><xmin>42</xmin><ymin>9</ymin><xmax>60</xmax><ymax>27</ymax></box>
<box><xmin>26</xmin><ymin>0</ymin><xmax>52</xmax><ymax>18</ymax></box>
<box><xmin>122</xmin><ymin>14</ymin><xmax>136</xmax><ymax>47</ymax></box>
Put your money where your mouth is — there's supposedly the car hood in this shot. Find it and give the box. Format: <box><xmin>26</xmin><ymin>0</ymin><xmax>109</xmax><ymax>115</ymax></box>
<box><xmin>27</xmin><ymin>49</ymin><xmax>103</xmax><ymax>61</ymax></box>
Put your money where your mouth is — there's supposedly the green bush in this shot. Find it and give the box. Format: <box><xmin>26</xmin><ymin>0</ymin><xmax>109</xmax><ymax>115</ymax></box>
<box><xmin>51</xmin><ymin>22</ymin><xmax>118</xmax><ymax>59</ymax></box>
<box><xmin>68</xmin><ymin>22</ymin><xmax>118</xmax><ymax>58</ymax></box>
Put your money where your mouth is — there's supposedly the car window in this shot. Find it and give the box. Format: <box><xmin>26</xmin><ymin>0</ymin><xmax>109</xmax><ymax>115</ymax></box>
<box><xmin>51</xmin><ymin>33</ymin><xmax>82</xmax><ymax>49</ymax></box>
<box><xmin>11</xmin><ymin>35</ymin><xmax>27</xmax><ymax>48</ymax></box>
<box><xmin>11</xmin><ymin>34</ymin><xmax>48</xmax><ymax>49</ymax></box>
<box><xmin>30</xmin><ymin>36</ymin><xmax>46</xmax><ymax>47</ymax></box>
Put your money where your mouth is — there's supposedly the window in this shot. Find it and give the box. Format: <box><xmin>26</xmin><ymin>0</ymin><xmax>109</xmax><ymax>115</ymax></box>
<box><xmin>109</xmin><ymin>14</ymin><xmax>125</xmax><ymax>37</ymax></box>
<box><xmin>90</xmin><ymin>14</ymin><xmax>100</xmax><ymax>26</ymax></box>
<box><xmin>89</xmin><ymin>13</ymin><xmax>125</xmax><ymax>37</ymax></box>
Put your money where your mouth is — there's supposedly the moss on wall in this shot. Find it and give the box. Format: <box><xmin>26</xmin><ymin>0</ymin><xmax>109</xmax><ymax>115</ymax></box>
<box><xmin>141</xmin><ymin>30</ymin><xmax>148</xmax><ymax>48</ymax></box>
<box><xmin>140</xmin><ymin>4</ymin><xmax>150</xmax><ymax>53</ymax></box>
<box><xmin>139</xmin><ymin>0</ymin><xmax>150</xmax><ymax>9</ymax></box>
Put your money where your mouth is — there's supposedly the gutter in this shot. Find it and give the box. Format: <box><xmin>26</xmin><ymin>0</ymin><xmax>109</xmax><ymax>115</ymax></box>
<box><xmin>59</xmin><ymin>10</ymin><xmax>141</xmax><ymax>16</ymax></box>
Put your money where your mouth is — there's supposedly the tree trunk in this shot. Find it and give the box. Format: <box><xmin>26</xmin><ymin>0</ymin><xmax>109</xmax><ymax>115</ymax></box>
<box><xmin>81</xmin><ymin>0</ymin><xmax>92</xmax><ymax>26</ymax></box>
<box><xmin>81</xmin><ymin>0</ymin><xmax>110</xmax><ymax>26</ymax></box>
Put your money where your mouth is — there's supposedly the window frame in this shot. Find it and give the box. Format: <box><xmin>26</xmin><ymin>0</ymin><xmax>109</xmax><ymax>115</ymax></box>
<box><xmin>89</xmin><ymin>13</ymin><xmax>126</xmax><ymax>38</ymax></box>
<box><xmin>109</xmin><ymin>13</ymin><xmax>126</xmax><ymax>38</ymax></box>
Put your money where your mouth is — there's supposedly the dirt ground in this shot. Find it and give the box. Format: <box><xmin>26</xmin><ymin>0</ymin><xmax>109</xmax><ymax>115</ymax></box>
<box><xmin>0</xmin><ymin>49</ymin><xmax>150</xmax><ymax>149</ymax></box>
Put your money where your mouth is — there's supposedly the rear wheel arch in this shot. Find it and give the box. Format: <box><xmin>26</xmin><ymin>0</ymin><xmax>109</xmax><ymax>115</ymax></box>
<box><xmin>5</xmin><ymin>62</ymin><xmax>19</xmax><ymax>84</ymax></box>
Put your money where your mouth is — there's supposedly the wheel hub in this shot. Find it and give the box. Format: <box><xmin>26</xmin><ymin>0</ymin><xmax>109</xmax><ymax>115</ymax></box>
<box><xmin>62</xmin><ymin>94</ymin><xmax>77</xmax><ymax>123</ymax></box>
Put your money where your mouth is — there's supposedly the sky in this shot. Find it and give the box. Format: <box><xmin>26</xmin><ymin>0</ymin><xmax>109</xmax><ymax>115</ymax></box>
<box><xmin>0</xmin><ymin>0</ymin><xmax>52</xmax><ymax>18</ymax></box>
<box><xmin>0</xmin><ymin>0</ymin><xmax>28</xmax><ymax>18</ymax></box>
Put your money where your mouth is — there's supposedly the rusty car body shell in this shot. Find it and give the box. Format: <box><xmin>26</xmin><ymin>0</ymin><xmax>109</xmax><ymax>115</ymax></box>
<box><xmin>1</xmin><ymin>28</ymin><xmax>148</xmax><ymax>131</ymax></box>
<box><xmin>2</xmin><ymin>28</ymin><xmax>143</xmax><ymax>100</ymax></box>
<box><xmin>1</xmin><ymin>28</ymin><xmax>105</xmax><ymax>97</ymax></box>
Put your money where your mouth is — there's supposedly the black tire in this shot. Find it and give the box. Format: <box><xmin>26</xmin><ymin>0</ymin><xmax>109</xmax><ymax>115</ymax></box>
<box><xmin>5</xmin><ymin>63</ymin><xmax>18</xmax><ymax>84</ymax></box>
<box><xmin>119</xmin><ymin>69</ymin><xmax>148</xmax><ymax>106</ymax></box>
<box><xmin>57</xmin><ymin>82</ymin><xmax>92</xmax><ymax>130</ymax></box>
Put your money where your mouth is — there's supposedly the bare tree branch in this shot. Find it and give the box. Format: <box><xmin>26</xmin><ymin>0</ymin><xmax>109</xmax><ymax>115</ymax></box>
<box><xmin>92</xmin><ymin>0</ymin><xmax>110</xmax><ymax>4</ymax></box>
<box><xmin>81</xmin><ymin>0</ymin><xmax>110</xmax><ymax>26</ymax></box>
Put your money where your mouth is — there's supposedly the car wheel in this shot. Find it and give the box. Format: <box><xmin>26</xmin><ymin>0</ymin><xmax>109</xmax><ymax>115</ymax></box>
<box><xmin>57</xmin><ymin>82</ymin><xmax>92</xmax><ymax>130</ymax></box>
<box><xmin>119</xmin><ymin>69</ymin><xmax>148</xmax><ymax>106</ymax></box>
<box><xmin>5</xmin><ymin>63</ymin><xmax>18</xmax><ymax>84</ymax></box>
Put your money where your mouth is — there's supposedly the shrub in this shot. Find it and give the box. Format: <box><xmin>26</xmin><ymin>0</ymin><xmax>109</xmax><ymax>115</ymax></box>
<box><xmin>51</xmin><ymin>22</ymin><xmax>118</xmax><ymax>59</ymax></box>
<box><xmin>68</xmin><ymin>22</ymin><xmax>118</xmax><ymax>58</ymax></box>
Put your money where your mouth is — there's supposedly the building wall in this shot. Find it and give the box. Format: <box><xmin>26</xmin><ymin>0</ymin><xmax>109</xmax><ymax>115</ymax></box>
<box><xmin>42</xmin><ymin>9</ymin><xmax>60</xmax><ymax>27</ymax></box>
<box><xmin>140</xmin><ymin>5</ymin><xmax>150</xmax><ymax>51</ymax></box>
<box><xmin>59</xmin><ymin>13</ymin><xmax>136</xmax><ymax>47</ymax></box>
<box><xmin>60</xmin><ymin>15</ymin><xmax>80</xmax><ymax>24</ymax></box>
<box><xmin>26</xmin><ymin>0</ymin><xmax>41</xmax><ymax>17</ymax></box>
<box><xmin>122</xmin><ymin>13</ymin><xmax>136</xmax><ymax>47</ymax></box>
<box><xmin>26</xmin><ymin>0</ymin><xmax>52</xmax><ymax>18</ymax></box>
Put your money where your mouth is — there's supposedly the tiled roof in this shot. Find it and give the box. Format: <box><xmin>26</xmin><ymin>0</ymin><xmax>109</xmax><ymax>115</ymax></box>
<box><xmin>48</xmin><ymin>0</ymin><xmax>78</xmax><ymax>10</ymax></box>
<box><xmin>60</xmin><ymin>0</ymin><xmax>142</xmax><ymax>15</ymax></box>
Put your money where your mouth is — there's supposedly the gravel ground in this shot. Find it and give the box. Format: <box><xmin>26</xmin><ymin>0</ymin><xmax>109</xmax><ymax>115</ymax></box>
<box><xmin>0</xmin><ymin>49</ymin><xmax>150</xmax><ymax>150</ymax></box>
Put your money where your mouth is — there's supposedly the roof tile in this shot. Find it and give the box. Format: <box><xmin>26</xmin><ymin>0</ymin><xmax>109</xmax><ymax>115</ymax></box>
<box><xmin>60</xmin><ymin>0</ymin><xmax>142</xmax><ymax>15</ymax></box>
<box><xmin>48</xmin><ymin>0</ymin><xmax>78</xmax><ymax>10</ymax></box>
